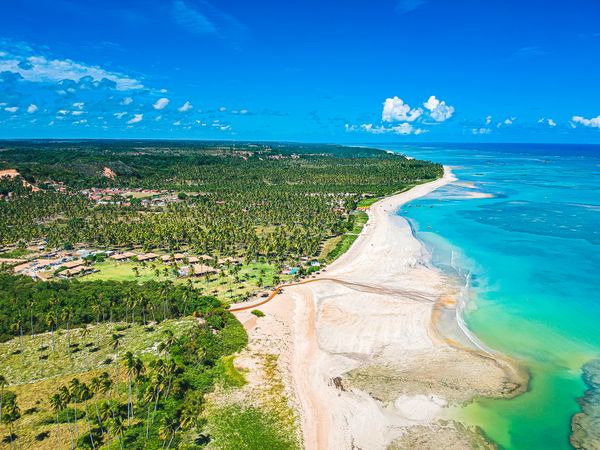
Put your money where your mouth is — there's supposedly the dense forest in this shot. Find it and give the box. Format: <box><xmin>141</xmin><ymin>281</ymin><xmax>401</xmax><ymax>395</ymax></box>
<box><xmin>0</xmin><ymin>141</ymin><xmax>442</xmax><ymax>261</ymax></box>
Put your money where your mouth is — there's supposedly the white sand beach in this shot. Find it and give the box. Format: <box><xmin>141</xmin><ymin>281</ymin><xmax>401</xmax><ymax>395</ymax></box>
<box><xmin>233</xmin><ymin>167</ymin><xmax>525</xmax><ymax>449</ymax></box>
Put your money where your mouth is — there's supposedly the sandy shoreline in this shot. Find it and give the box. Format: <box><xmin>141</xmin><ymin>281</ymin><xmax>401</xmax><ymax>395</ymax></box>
<box><xmin>233</xmin><ymin>167</ymin><xmax>526</xmax><ymax>449</ymax></box>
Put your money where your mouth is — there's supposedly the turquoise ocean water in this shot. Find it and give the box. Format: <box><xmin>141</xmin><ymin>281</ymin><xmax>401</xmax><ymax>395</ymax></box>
<box><xmin>384</xmin><ymin>143</ymin><xmax>600</xmax><ymax>450</ymax></box>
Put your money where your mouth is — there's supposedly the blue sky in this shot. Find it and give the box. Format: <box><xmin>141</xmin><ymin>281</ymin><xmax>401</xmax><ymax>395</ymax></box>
<box><xmin>1</xmin><ymin>0</ymin><xmax>599</xmax><ymax>143</ymax></box>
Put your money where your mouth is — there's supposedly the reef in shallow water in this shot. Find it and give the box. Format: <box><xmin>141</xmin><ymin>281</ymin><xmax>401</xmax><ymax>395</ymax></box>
<box><xmin>571</xmin><ymin>359</ymin><xmax>600</xmax><ymax>450</ymax></box>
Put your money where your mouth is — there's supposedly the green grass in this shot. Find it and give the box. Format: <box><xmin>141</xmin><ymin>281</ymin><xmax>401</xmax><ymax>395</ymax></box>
<box><xmin>0</xmin><ymin>319</ymin><xmax>196</xmax><ymax>385</ymax></box>
<box><xmin>320</xmin><ymin>210</ymin><xmax>368</xmax><ymax>264</ymax></box>
<box><xmin>82</xmin><ymin>260</ymin><xmax>291</xmax><ymax>305</ymax></box>
<box><xmin>207</xmin><ymin>405</ymin><xmax>299</xmax><ymax>450</ymax></box>
<box><xmin>206</xmin><ymin>354</ymin><xmax>300</xmax><ymax>450</ymax></box>
<box><xmin>220</xmin><ymin>355</ymin><xmax>247</xmax><ymax>387</ymax></box>
<box><xmin>357</xmin><ymin>196</ymin><xmax>381</xmax><ymax>208</ymax></box>
<box><xmin>84</xmin><ymin>260</ymin><xmax>177</xmax><ymax>282</ymax></box>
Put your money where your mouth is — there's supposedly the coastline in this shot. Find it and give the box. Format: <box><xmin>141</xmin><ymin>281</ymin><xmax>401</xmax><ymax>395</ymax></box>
<box><xmin>232</xmin><ymin>166</ymin><xmax>527</xmax><ymax>449</ymax></box>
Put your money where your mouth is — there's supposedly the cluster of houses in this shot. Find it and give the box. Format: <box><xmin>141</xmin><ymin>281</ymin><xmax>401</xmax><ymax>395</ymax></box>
<box><xmin>10</xmin><ymin>249</ymin><xmax>103</xmax><ymax>280</ymax></box>
<box><xmin>80</xmin><ymin>188</ymin><xmax>181</xmax><ymax>208</ymax></box>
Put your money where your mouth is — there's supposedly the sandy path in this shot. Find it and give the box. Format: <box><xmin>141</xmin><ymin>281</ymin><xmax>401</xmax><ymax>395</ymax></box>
<box><xmin>233</xmin><ymin>167</ymin><xmax>524</xmax><ymax>449</ymax></box>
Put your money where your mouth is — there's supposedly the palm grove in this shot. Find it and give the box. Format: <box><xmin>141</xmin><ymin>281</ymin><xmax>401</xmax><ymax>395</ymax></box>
<box><xmin>0</xmin><ymin>141</ymin><xmax>442</xmax><ymax>448</ymax></box>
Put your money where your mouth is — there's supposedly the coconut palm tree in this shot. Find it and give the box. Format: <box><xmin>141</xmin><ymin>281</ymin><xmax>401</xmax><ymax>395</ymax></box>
<box><xmin>11</xmin><ymin>320</ymin><xmax>24</xmax><ymax>367</ymax></box>
<box><xmin>111</xmin><ymin>334</ymin><xmax>121</xmax><ymax>394</ymax></box>
<box><xmin>0</xmin><ymin>375</ymin><xmax>7</xmax><ymax>431</ymax></box>
<box><xmin>50</xmin><ymin>393</ymin><xmax>64</xmax><ymax>450</ymax></box>
<box><xmin>122</xmin><ymin>351</ymin><xmax>135</xmax><ymax>425</ymax></box>
<box><xmin>61</xmin><ymin>307</ymin><xmax>74</xmax><ymax>357</ymax></box>
<box><xmin>45</xmin><ymin>312</ymin><xmax>57</xmax><ymax>352</ymax></box>
<box><xmin>58</xmin><ymin>385</ymin><xmax>75</xmax><ymax>448</ymax></box>
<box><xmin>78</xmin><ymin>383</ymin><xmax>96</xmax><ymax>450</ymax></box>
<box><xmin>1</xmin><ymin>394</ymin><xmax>20</xmax><ymax>450</ymax></box>
<box><xmin>159</xmin><ymin>413</ymin><xmax>181</xmax><ymax>450</ymax></box>
<box><xmin>108</xmin><ymin>415</ymin><xmax>125</xmax><ymax>450</ymax></box>
<box><xmin>69</xmin><ymin>378</ymin><xmax>81</xmax><ymax>438</ymax></box>
<box><xmin>89</xmin><ymin>377</ymin><xmax>105</xmax><ymax>435</ymax></box>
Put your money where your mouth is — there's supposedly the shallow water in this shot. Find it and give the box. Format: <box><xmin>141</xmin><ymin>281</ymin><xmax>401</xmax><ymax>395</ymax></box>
<box><xmin>383</xmin><ymin>143</ymin><xmax>600</xmax><ymax>450</ymax></box>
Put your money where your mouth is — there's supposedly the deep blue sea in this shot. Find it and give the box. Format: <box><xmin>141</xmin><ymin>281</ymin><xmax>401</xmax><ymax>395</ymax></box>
<box><xmin>383</xmin><ymin>143</ymin><xmax>600</xmax><ymax>450</ymax></box>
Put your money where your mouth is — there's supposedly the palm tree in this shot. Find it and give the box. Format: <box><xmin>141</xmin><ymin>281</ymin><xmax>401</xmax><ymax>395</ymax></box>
<box><xmin>45</xmin><ymin>312</ymin><xmax>57</xmax><ymax>352</ymax></box>
<box><xmin>0</xmin><ymin>375</ymin><xmax>7</xmax><ymax>430</ymax></box>
<box><xmin>2</xmin><ymin>394</ymin><xmax>20</xmax><ymax>450</ymax></box>
<box><xmin>89</xmin><ymin>377</ymin><xmax>105</xmax><ymax>435</ymax></box>
<box><xmin>58</xmin><ymin>385</ymin><xmax>75</xmax><ymax>448</ymax></box>
<box><xmin>62</xmin><ymin>307</ymin><xmax>74</xmax><ymax>357</ymax></box>
<box><xmin>11</xmin><ymin>319</ymin><xmax>24</xmax><ymax>366</ymax></box>
<box><xmin>111</xmin><ymin>334</ymin><xmax>121</xmax><ymax>395</ymax></box>
<box><xmin>78</xmin><ymin>326</ymin><xmax>90</xmax><ymax>368</ymax></box>
<box><xmin>123</xmin><ymin>351</ymin><xmax>135</xmax><ymax>425</ymax></box>
<box><xmin>69</xmin><ymin>378</ymin><xmax>81</xmax><ymax>438</ymax></box>
<box><xmin>78</xmin><ymin>383</ymin><xmax>96</xmax><ymax>450</ymax></box>
<box><xmin>50</xmin><ymin>393</ymin><xmax>64</xmax><ymax>450</ymax></box>
<box><xmin>108</xmin><ymin>415</ymin><xmax>125</xmax><ymax>450</ymax></box>
<box><xmin>159</xmin><ymin>413</ymin><xmax>181</xmax><ymax>450</ymax></box>
<box><xmin>27</xmin><ymin>297</ymin><xmax>35</xmax><ymax>338</ymax></box>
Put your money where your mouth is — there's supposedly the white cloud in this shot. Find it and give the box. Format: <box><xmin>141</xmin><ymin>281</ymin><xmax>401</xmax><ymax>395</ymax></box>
<box><xmin>4</xmin><ymin>106</ymin><xmax>18</xmax><ymax>113</ymax></box>
<box><xmin>178</xmin><ymin>101</ymin><xmax>193</xmax><ymax>112</ymax></box>
<box><xmin>472</xmin><ymin>127</ymin><xmax>492</xmax><ymax>135</ymax></box>
<box><xmin>239</xmin><ymin>109</ymin><xmax>248</xmax><ymax>114</ymax></box>
<box><xmin>572</xmin><ymin>115</ymin><xmax>600</xmax><ymax>128</ymax></box>
<box><xmin>423</xmin><ymin>95</ymin><xmax>455</xmax><ymax>122</ymax></box>
<box><xmin>0</xmin><ymin>53</ymin><xmax>143</xmax><ymax>90</ymax></box>
<box><xmin>498</xmin><ymin>117</ymin><xmax>516</xmax><ymax>127</ymax></box>
<box><xmin>153</xmin><ymin>98</ymin><xmax>170</xmax><ymax>110</ymax></box>
<box><xmin>121</xmin><ymin>97</ymin><xmax>133</xmax><ymax>105</ymax></box>
<box><xmin>72</xmin><ymin>102</ymin><xmax>84</xmax><ymax>109</ymax></box>
<box><xmin>173</xmin><ymin>121</ymin><xmax>181</xmax><ymax>126</ymax></box>
<box><xmin>127</xmin><ymin>114</ymin><xmax>143</xmax><ymax>124</ymax></box>
<box><xmin>485</xmin><ymin>115</ymin><xmax>492</xmax><ymax>125</ymax></box>
<box><xmin>382</xmin><ymin>96</ymin><xmax>422</xmax><ymax>123</ymax></box>
<box><xmin>71</xmin><ymin>110</ymin><xmax>85</xmax><ymax>116</ymax></box>
<box><xmin>114</xmin><ymin>112</ymin><xmax>127</xmax><ymax>119</ymax></box>
<box><xmin>219</xmin><ymin>106</ymin><xmax>227</xmax><ymax>112</ymax></box>
<box><xmin>354</xmin><ymin>122</ymin><xmax>425</xmax><ymax>135</ymax></box>
<box><xmin>538</xmin><ymin>117</ymin><xmax>557</xmax><ymax>127</ymax></box>
<box><xmin>27</xmin><ymin>104</ymin><xmax>38</xmax><ymax>113</ymax></box>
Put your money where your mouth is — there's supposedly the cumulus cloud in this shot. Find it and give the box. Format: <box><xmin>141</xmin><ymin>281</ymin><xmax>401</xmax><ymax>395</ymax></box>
<box><xmin>127</xmin><ymin>114</ymin><xmax>143</xmax><ymax>124</ymax></box>
<box><xmin>219</xmin><ymin>106</ymin><xmax>227</xmax><ymax>112</ymax></box>
<box><xmin>0</xmin><ymin>51</ymin><xmax>143</xmax><ymax>90</ymax></box>
<box><xmin>153</xmin><ymin>97</ymin><xmax>170</xmax><ymax>110</ymax></box>
<box><xmin>423</xmin><ymin>95</ymin><xmax>455</xmax><ymax>122</ymax></box>
<box><xmin>382</xmin><ymin>96</ymin><xmax>422</xmax><ymax>123</ymax></box>
<box><xmin>114</xmin><ymin>112</ymin><xmax>127</xmax><ymax>119</ymax></box>
<box><xmin>121</xmin><ymin>97</ymin><xmax>133</xmax><ymax>105</ymax></box>
<box><xmin>538</xmin><ymin>117</ymin><xmax>557</xmax><ymax>127</ymax></box>
<box><xmin>27</xmin><ymin>104</ymin><xmax>38</xmax><ymax>113</ymax></box>
<box><xmin>472</xmin><ymin>128</ymin><xmax>492</xmax><ymax>135</ymax></box>
<box><xmin>178</xmin><ymin>101</ymin><xmax>193</xmax><ymax>112</ymax></box>
<box><xmin>485</xmin><ymin>115</ymin><xmax>492</xmax><ymax>125</ymax></box>
<box><xmin>4</xmin><ymin>106</ymin><xmax>18</xmax><ymax>113</ymax></box>
<box><xmin>348</xmin><ymin>122</ymin><xmax>425</xmax><ymax>135</ymax></box>
<box><xmin>572</xmin><ymin>115</ymin><xmax>600</xmax><ymax>128</ymax></box>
